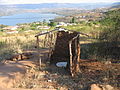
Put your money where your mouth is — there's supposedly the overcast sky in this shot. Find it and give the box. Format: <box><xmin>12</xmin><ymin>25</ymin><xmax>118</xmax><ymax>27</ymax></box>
<box><xmin>0</xmin><ymin>0</ymin><xmax>119</xmax><ymax>4</ymax></box>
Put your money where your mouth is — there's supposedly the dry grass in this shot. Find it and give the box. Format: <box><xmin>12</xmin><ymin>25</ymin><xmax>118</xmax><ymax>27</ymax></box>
<box><xmin>0</xmin><ymin>31</ymin><xmax>38</xmax><ymax>61</ymax></box>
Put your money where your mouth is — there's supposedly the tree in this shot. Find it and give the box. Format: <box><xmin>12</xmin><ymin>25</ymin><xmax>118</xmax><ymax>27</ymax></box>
<box><xmin>31</xmin><ymin>27</ymin><xmax>36</xmax><ymax>30</ymax></box>
<box><xmin>71</xmin><ymin>17</ymin><xmax>76</xmax><ymax>23</ymax></box>
<box><xmin>0</xmin><ymin>24</ymin><xmax>7</xmax><ymax>28</ymax></box>
<box><xmin>99</xmin><ymin>9</ymin><xmax>120</xmax><ymax>42</ymax></box>
<box><xmin>43</xmin><ymin>19</ymin><xmax>47</xmax><ymax>25</ymax></box>
<box><xmin>49</xmin><ymin>20</ymin><xmax>57</xmax><ymax>27</ymax></box>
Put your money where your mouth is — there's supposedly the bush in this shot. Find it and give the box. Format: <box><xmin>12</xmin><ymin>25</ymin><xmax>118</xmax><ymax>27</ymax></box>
<box><xmin>0</xmin><ymin>32</ymin><xmax>36</xmax><ymax>61</ymax></box>
<box><xmin>99</xmin><ymin>9</ymin><xmax>120</xmax><ymax>42</ymax></box>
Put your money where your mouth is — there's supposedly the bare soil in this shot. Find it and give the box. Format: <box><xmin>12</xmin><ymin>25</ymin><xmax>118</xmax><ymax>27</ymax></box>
<box><xmin>0</xmin><ymin>49</ymin><xmax>119</xmax><ymax>90</ymax></box>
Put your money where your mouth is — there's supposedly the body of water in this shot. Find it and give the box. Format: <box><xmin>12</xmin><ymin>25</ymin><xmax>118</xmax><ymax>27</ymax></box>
<box><xmin>0</xmin><ymin>12</ymin><xmax>59</xmax><ymax>26</ymax></box>
<box><xmin>0</xmin><ymin>3</ymin><xmax>113</xmax><ymax>26</ymax></box>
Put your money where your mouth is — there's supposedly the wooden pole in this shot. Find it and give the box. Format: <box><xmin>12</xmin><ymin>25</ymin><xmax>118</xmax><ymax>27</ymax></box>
<box><xmin>36</xmin><ymin>36</ymin><xmax>41</xmax><ymax>70</ymax></box>
<box><xmin>48</xmin><ymin>33</ymin><xmax>53</xmax><ymax>60</ymax></box>
<box><xmin>76</xmin><ymin>36</ymin><xmax>81</xmax><ymax>73</ymax></box>
<box><xmin>74</xmin><ymin>38</ymin><xmax>77</xmax><ymax>74</ymax></box>
<box><xmin>69</xmin><ymin>34</ymin><xmax>80</xmax><ymax>77</ymax></box>
<box><xmin>44</xmin><ymin>34</ymin><xmax>47</xmax><ymax>47</ymax></box>
<box><xmin>36</xmin><ymin>36</ymin><xmax>39</xmax><ymax>49</ymax></box>
<box><xmin>69</xmin><ymin>40</ymin><xmax>74</xmax><ymax>77</ymax></box>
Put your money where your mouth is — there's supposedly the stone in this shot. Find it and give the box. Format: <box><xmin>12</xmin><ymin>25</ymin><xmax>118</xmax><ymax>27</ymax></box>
<box><xmin>90</xmin><ymin>84</ymin><xmax>115</xmax><ymax>90</ymax></box>
<box><xmin>90</xmin><ymin>84</ymin><xmax>102</xmax><ymax>90</ymax></box>
<box><xmin>102</xmin><ymin>85</ymin><xmax>114</xmax><ymax>90</ymax></box>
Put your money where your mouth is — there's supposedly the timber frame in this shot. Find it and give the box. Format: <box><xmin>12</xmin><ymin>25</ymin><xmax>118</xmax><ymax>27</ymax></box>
<box><xmin>35</xmin><ymin>28</ymin><xmax>89</xmax><ymax>76</ymax></box>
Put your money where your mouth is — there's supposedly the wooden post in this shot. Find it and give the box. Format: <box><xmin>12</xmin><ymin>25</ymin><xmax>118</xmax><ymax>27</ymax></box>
<box><xmin>44</xmin><ymin>34</ymin><xmax>47</xmax><ymax>47</ymax></box>
<box><xmin>69</xmin><ymin>40</ymin><xmax>74</xmax><ymax>77</ymax></box>
<box><xmin>73</xmin><ymin>35</ymin><xmax>81</xmax><ymax>75</ymax></box>
<box><xmin>76</xmin><ymin>36</ymin><xmax>81</xmax><ymax>73</ymax></box>
<box><xmin>69</xmin><ymin>34</ymin><xmax>81</xmax><ymax>77</ymax></box>
<box><xmin>74</xmin><ymin>38</ymin><xmax>77</xmax><ymax>74</ymax></box>
<box><xmin>53</xmin><ymin>32</ymin><xmax>57</xmax><ymax>47</ymax></box>
<box><xmin>48</xmin><ymin>33</ymin><xmax>53</xmax><ymax>60</ymax></box>
<box><xmin>36</xmin><ymin>36</ymin><xmax>41</xmax><ymax>69</ymax></box>
<box><xmin>36</xmin><ymin>36</ymin><xmax>39</xmax><ymax>48</ymax></box>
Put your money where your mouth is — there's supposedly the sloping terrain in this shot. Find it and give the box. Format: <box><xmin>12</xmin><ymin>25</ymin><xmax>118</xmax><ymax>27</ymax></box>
<box><xmin>0</xmin><ymin>52</ymin><xmax>37</xmax><ymax>88</ymax></box>
<box><xmin>0</xmin><ymin>49</ymin><xmax>119</xmax><ymax>90</ymax></box>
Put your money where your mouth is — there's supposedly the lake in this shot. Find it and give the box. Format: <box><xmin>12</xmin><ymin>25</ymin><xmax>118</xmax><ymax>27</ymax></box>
<box><xmin>0</xmin><ymin>12</ymin><xmax>59</xmax><ymax>26</ymax></box>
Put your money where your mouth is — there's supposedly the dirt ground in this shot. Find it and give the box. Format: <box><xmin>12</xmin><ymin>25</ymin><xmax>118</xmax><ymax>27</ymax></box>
<box><xmin>0</xmin><ymin>50</ymin><xmax>37</xmax><ymax>89</ymax></box>
<box><xmin>0</xmin><ymin>49</ymin><xmax>120</xmax><ymax>90</ymax></box>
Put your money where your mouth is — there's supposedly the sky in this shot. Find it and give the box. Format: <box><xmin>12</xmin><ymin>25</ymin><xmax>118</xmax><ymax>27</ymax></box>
<box><xmin>0</xmin><ymin>0</ymin><xmax>119</xmax><ymax>4</ymax></box>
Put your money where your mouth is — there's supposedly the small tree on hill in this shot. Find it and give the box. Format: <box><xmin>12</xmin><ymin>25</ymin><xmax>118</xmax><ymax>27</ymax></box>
<box><xmin>43</xmin><ymin>19</ymin><xmax>47</xmax><ymax>25</ymax></box>
<box><xmin>49</xmin><ymin>20</ymin><xmax>57</xmax><ymax>27</ymax></box>
<box><xmin>71</xmin><ymin>17</ymin><xmax>76</xmax><ymax>23</ymax></box>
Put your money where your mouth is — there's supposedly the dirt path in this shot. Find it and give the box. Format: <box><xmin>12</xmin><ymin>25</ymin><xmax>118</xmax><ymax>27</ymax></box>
<box><xmin>0</xmin><ymin>59</ymin><xmax>36</xmax><ymax>88</ymax></box>
<box><xmin>0</xmin><ymin>87</ymin><xmax>55</xmax><ymax>90</ymax></box>
<box><xmin>0</xmin><ymin>49</ymin><xmax>50</xmax><ymax>89</ymax></box>
<box><xmin>0</xmin><ymin>49</ymin><xmax>58</xmax><ymax>90</ymax></box>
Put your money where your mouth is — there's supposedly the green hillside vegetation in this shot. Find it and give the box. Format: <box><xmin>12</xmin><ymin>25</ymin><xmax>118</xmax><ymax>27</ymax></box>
<box><xmin>61</xmin><ymin>9</ymin><xmax>120</xmax><ymax>61</ymax></box>
<box><xmin>65</xmin><ymin>9</ymin><xmax>120</xmax><ymax>41</ymax></box>
<box><xmin>99</xmin><ymin>9</ymin><xmax>120</xmax><ymax>42</ymax></box>
<box><xmin>81</xmin><ymin>9</ymin><xmax>120</xmax><ymax>61</ymax></box>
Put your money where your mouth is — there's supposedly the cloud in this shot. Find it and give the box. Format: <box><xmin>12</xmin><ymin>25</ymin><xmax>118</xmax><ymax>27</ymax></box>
<box><xmin>0</xmin><ymin>0</ymin><xmax>119</xmax><ymax>4</ymax></box>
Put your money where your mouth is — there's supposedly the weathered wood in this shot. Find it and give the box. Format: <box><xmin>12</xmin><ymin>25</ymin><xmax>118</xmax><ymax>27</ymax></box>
<box><xmin>48</xmin><ymin>34</ymin><xmax>50</xmax><ymax>47</ymax></box>
<box><xmin>39</xmin><ymin>57</ymin><xmax>41</xmax><ymax>69</ymax></box>
<box><xmin>74</xmin><ymin>38</ymin><xmax>78</xmax><ymax>74</ymax></box>
<box><xmin>74</xmin><ymin>36</ymin><xmax>81</xmax><ymax>73</ymax></box>
<box><xmin>35</xmin><ymin>28</ymin><xmax>90</xmax><ymax>37</ymax></box>
<box><xmin>43</xmin><ymin>34</ymin><xmax>47</xmax><ymax>47</ymax></box>
<box><xmin>36</xmin><ymin>36</ymin><xmax>42</xmax><ymax>69</ymax></box>
<box><xmin>50</xmin><ymin>31</ymin><xmax>78</xmax><ymax>64</ymax></box>
<box><xmin>69</xmin><ymin>40</ymin><xmax>74</xmax><ymax>76</ymax></box>
<box><xmin>69</xmin><ymin>34</ymin><xmax>80</xmax><ymax>76</ymax></box>
<box><xmin>48</xmin><ymin>32</ymin><xmax>57</xmax><ymax>61</ymax></box>
<box><xmin>76</xmin><ymin>35</ymin><xmax>81</xmax><ymax>72</ymax></box>
<box><xmin>36</xmin><ymin>36</ymin><xmax>39</xmax><ymax>49</ymax></box>
<box><xmin>35</xmin><ymin>28</ymin><xmax>87</xmax><ymax>76</ymax></box>
<box><xmin>48</xmin><ymin>33</ymin><xmax>53</xmax><ymax>60</ymax></box>
<box><xmin>35</xmin><ymin>29</ymin><xmax>58</xmax><ymax>37</ymax></box>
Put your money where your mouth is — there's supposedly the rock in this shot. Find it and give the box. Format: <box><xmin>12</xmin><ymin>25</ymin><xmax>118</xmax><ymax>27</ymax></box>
<box><xmin>102</xmin><ymin>85</ymin><xmax>114</xmax><ymax>90</ymax></box>
<box><xmin>104</xmin><ymin>61</ymin><xmax>111</xmax><ymax>64</ymax></box>
<box><xmin>8</xmin><ymin>52</ymin><xmax>33</xmax><ymax>61</ymax></box>
<box><xmin>90</xmin><ymin>84</ymin><xmax>114</xmax><ymax>90</ymax></box>
<box><xmin>90</xmin><ymin>84</ymin><xmax>102</xmax><ymax>90</ymax></box>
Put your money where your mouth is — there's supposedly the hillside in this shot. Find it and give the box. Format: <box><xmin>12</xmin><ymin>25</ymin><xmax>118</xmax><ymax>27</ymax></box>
<box><xmin>0</xmin><ymin>3</ymin><xmax>114</xmax><ymax>16</ymax></box>
<box><xmin>0</xmin><ymin>5</ymin><xmax>24</xmax><ymax>16</ymax></box>
<box><xmin>53</xmin><ymin>2</ymin><xmax>120</xmax><ymax>23</ymax></box>
<box><xmin>9</xmin><ymin>3</ymin><xmax>112</xmax><ymax>9</ymax></box>
<box><xmin>110</xmin><ymin>2</ymin><xmax>120</xmax><ymax>9</ymax></box>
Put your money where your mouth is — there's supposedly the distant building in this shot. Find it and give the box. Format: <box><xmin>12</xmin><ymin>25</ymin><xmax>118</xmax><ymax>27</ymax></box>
<box><xmin>3</xmin><ymin>26</ymin><xmax>19</xmax><ymax>31</ymax></box>
<box><xmin>41</xmin><ymin>30</ymin><xmax>48</xmax><ymax>33</ymax></box>
<box><xmin>24</xmin><ymin>30</ymin><xmax>33</xmax><ymax>32</ymax></box>
<box><xmin>56</xmin><ymin>22</ymin><xmax>67</xmax><ymax>27</ymax></box>
<box><xmin>67</xmin><ymin>23</ymin><xmax>77</xmax><ymax>26</ymax></box>
<box><xmin>3</xmin><ymin>26</ymin><xmax>19</xmax><ymax>34</ymax></box>
<box><xmin>6</xmin><ymin>30</ymin><xmax>18</xmax><ymax>34</ymax></box>
<box><xmin>37</xmin><ymin>26</ymin><xmax>50</xmax><ymax>30</ymax></box>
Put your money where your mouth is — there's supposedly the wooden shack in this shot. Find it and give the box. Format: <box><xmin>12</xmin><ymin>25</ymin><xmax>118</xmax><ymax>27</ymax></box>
<box><xmin>35</xmin><ymin>28</ymin><xmax>88</xmax><ymax>76</ymax></box>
